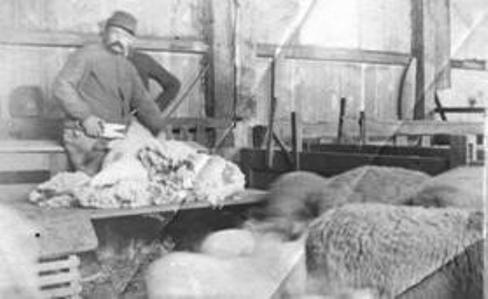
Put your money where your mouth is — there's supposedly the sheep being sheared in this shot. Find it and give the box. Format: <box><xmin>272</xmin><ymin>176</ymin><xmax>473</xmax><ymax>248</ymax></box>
<box><xmin>306</xmin><ymin>203</ymin><xmax>483</xmax><ymax>299</ymax></box>
<box><xmin>250</xmin><ymin>166</ymin><xmax>429</xmax><ymax>240</ymax></box>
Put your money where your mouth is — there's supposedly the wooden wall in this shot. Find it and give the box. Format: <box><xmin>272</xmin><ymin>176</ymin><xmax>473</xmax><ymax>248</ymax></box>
<box><xmin>235</xmin><ymin>0</ymin><xmax>413</xmax><ymax>144</ymax></box>
<box><xmin>0</xmin><ymin>0</ymin><xmax>208</xmax><ymax>139</ymax></box>
<box><xmin>449</xmin><ymin>0</ymin><xmax>488</xmax><ymax>122</ymax></box>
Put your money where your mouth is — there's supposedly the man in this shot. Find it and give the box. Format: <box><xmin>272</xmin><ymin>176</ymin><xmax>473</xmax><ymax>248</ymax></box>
<box><xmin>129</xmin><ymin>51</ymin><xmax>181</xmax><ymax>112</ymax></box>
<box><xmin>53</xmin><ymin>11</ymin><xmax>167</xmax><ymax>175</ymax></box>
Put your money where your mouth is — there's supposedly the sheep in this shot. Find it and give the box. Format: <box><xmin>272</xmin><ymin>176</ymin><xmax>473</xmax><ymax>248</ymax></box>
<box><xmin>306</xmin><ymin>203</ymin><xmax>483</xmax><ymax>299</ymax></box>
<box><xmin>251</xmin><ymin>166</ymin><xmax>430</xmax><ymax>240</ymax></box>
<box><xmin>405</xmin><ymin>166</ymin><xmax>484</xmax><ymax>210</ymax></box>
<box><xmin>146</xmin><ymin>233</ymin><xmax>305</xmax><ymax>299</ymax></box>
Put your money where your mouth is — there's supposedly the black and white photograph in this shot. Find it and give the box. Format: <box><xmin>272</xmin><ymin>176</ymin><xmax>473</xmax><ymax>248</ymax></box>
<box><xmin>0</xmin><ymin>0</ymin><xmax>486</xmax><ymax>298</ymax></box>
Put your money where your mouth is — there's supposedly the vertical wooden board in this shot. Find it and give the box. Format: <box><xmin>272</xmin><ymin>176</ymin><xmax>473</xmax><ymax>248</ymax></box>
<box><xmin>274</xmin><ymin>60</ymin><xmax>294</xmax><ymax>121</ymax></box>
<box><xmin>300</xmin><ymin>0</ymin><xmax>360</xmax><ymax>48</ymax></box>
<box><xmin>41</xmin><ymin>0</ymin><xmax>205</xmax><ymax>38</ymax></box>
<box><xmin>450</xmin><ymin>1</ymin><xmax>488</xmax><ymax>60</ymax></box>
<box><xmin>149</xmin><ymin>51</ymin><xmax>206</xmax><ymax>118</ymax></box>
<box><xmin>41</xmin><ymin>47</ymin><xmax>78</xmax><ymax>119</ymax></box>
<box><xmin>0</xmin><ymin>46</ymin><xmax>76</xmax><ymax>121</ymax></box>
<box><xmin>0</xmin><ymin>0</ymin><xmax>15</xmax><ymax>29</ymax></box>
<box><xmin>208</xmin><ymin>0</ymin><xmax>235</xmax><ymax>122</ymax></box>
<box><xmin>291</xmin><ymin>60</ymin><xmax>331</xmax><ymax>124</ymax></box>
<box><xmin>246</xmin><ymin>0</ymin><xmax>302</xmax><ymax>45</ymax></box>
<box><xmin>401</xmin><ymin>58</ymin><xmax>417</xmax><ymax>120</ymax></box>
<box><xmin>252</xmin><ymin>58</ymin><xmax>273</xmax><ymax>125</ymax></box>
<box><xmin>364</xmin><ymin>64</ymin><xmax>379</xmax><ymax>119</ymax></box>
<box><xmin>358</xmin><ymin>0</ymin><xmax>385</xmax><ymax>50</ymax></box>
<box><xmin>340</xmin><ymin>62</ymin><xmax>362</xmax><ymax>119</ymax></box>
<box><xmin>448</xmin><ymin>69</ymin><xmax>488</xmax><ymax>122</ymax></box>
<box><xmin>14</xmin><ymin>0</ymin><xmax>46</xmax><ymax>30</ymax></box>
<box><xmin>383</xmin><ymin>0</ymin><xmax>411</xmax><ymax>52</ymax></box>
<box><xmin>44</xmin><ymin>0</ymin><xmax>107</xmax><ymax>33</ymax></box>
<box><xmin>0</xmin><ymin>46</ymin><xmax>43</xmax><ymax>119</ymax></box>
<box><xmin>373</xmin><ymin>64</ymin><xmax>403</xmax><ymax>120</ymax></box>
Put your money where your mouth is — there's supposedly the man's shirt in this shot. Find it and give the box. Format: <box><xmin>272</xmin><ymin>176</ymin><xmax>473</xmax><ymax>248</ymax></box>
<box><xmin>53</xmin><ymin>43</ymin><xmax>163</xmax><ymax>132</ymax></box>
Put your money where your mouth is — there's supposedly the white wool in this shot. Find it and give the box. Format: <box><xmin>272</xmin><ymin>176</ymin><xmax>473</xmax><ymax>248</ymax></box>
<box><xmin>0</xmin><ymin>204</ymin><xmax>41</xmax><ymax>299</ymax></box>
<box><xmin>146</xmin><ymin>236</ymin><xmax>305</xmax><ymax>299</ymax></box>
<box><xmin>407</xmin><ymin>166</ymin><xmax>484</xmax><ymax>210</ymax></box>
<box><xmin>193</xmin><ymin>155</ymin><xmax>246</xmax><ymax>205</ymax></box>
<box><xmin>91</xmin><ymin>157</ymin><xmax>148</xmax><ymax>187</ymax></box>
<box><xmin>306</xmin><ymin>203</ymin><xmax>483</xmax><ymax>298</ymax></box>
<box><xmin>199</xmin><ymin>229</ymin><xmax>256</xmax><ymax>258</ymax></box>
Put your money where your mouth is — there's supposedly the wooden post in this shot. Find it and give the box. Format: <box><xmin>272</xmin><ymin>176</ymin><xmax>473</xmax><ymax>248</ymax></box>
<box><xmin>411</xmin><ymin>0</ymin><xmax>451</xmax><ymax>119</ymax></box>
<box><xmin>337</xmin><ymin>97</ymin><xmax>347</xmax><ymax>144</ymax></box>
<box><xmin>205</xmin><ymin>0</ymin><xmax>236</xmax><ymax>144</ymax></box>
<box><xmin>265</xmin><ymin>94</ymin><xmax>277</xmax><ymax>169</ymax></box>
<box><xmin>291</xmin><ymin>112</ymin><xmax>300</xmax><ymax>170</ymax></box>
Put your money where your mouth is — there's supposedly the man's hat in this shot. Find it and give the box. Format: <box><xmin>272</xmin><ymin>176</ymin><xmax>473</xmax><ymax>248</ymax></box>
<box><xmin>106</xmin><ymin>11</ymin><xmax>137</xmax><ymax>35</ymax></box>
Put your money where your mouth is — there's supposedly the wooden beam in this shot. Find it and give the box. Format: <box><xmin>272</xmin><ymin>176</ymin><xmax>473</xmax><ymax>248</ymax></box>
<box><xmin>240</xmin><ymin>149</ymin><xmax>451</xmax><ymax>181</ymax></box>
<box><xmin>411</xmin><ymin>0</ymin><xmax>451</xmax><ymax>119</ymax></box>
<box><xmin>451</xmin><ymin>59</ymin><xmax>487</xmax><ymax>71</ymax></box>
<box><xmin>257</xmin><ymin>44</ymin><xmax>411</xmax><ymax>65</ymax></box>
<box><xmin>205</xmin><ymin>0</ymin><xmax>236</xmax><ymax>146</ymax></box>
<box><xmin>0</xmin><ymin>30</ymin><xmax>208</xmax><ymax>54</ymax></box>
<box><xmin>275</xmin><ymin>119</ymin><xmax>484</xmax><ymax>139</ymax></box>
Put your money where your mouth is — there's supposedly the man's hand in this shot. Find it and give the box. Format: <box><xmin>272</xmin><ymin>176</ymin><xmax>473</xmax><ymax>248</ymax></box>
<box><xmin>81</xmin><ymin>115</ymin><xmax>104</xmax><ymax>137</ymax></box>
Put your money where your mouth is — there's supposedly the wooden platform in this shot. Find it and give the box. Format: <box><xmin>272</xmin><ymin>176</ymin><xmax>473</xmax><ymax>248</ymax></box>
<box><xmin>7</xmin><ymin>189</ymin><xmax>267</xmax><ymax>258</ymax></box>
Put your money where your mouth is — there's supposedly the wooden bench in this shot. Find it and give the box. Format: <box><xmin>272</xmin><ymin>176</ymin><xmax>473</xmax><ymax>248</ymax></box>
<box><xmin>0</xmin><ymin>140</ymin><xmax>68</xmax><ymax>202</ymax></box>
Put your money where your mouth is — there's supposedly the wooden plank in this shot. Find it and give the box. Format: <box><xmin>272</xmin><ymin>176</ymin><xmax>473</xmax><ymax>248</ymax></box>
<box><xmin>166</xmin><ymin>117</ymin><xmax>229</xmax><ymax>129</ymax></box>
<box><xmin>309</xmin><ymin>144</ymin><xmax>451</xmax><ymax>158</ymax></box>
<box><xmin>8</xmin><ymin>202</ymin><xmax>98</xmax><ymax>258</ymax></box>
<box><xmin>40</xmin><ymin>283</ymin><xmax>82</xmax><ymax>299</ymax></box>
<box><xmin>0</xmin><ymin>118</ymin><xmax>63</xmax><ymax>140</ymax></box>
<box><xmin>276</xmin><ymin>119</ymin><xmax>484</xmax><ymax>139</ymax></box>
<box><xmin>0</xmin><ymin>171</ymin><xmax>50</xmax><ymax>184</ymax></box>
<box><xmin>411</xmin><ymin>0</ymin><xmax>451</xmax><ymax>119</ymax></box>
<box><xmin>451</xmin><ymin>59</ymin><xmax>487</xmax><ymax>71</ymax></box>
<box><xmin>204</xmin><ymin>0</ymin><xmax>235</xmax><ymax>146</ymax></box>
<box><xmin>0</xmin><ymin>30</ymin><xmax>208</xmax><ymax>53</ymax></box>
<box><xmin>39</xmin><ymin>271</ymin><xmax>79</xmax><ymax>286</ymax></box>
<box><xmin>0</xmin><ymin>183</ymin><xmax>37</xmax><ymax>202</ymax></box>
<box><xmin>206</xmin><ymin>0</ymin><xmax>235</xmax><ymax>116</ymax></box>
<box><xmin>87</xmin><ymin>189</ymin><xmax>266</xmax><ymax>220</ymax></box>
<box><xmin>0</xmin><ymin>153</ymin><xmax>50</xmax><ymax>171</ymax></box>
<box><xmin>38</xmin><ymin>255</ymin><xmax>80</xmax><ymax>273</ymax></box>
<box><xmin>240</xmin><ymin>149</ymin><xmax>450</xmax><ymax>177</ymax></box>
<box><xmin>0</xmin><ymin>139</ymin><xmax>64</xmax><ymax>153</ymax></box>
<box><xmin>400</xmin><ymin>57</ymin><xmax>417</xmax><ymax>120</ymax></box>
<box><xmin>257</xmin><ymin>44</ymin><xmax>411</xmax><ymax>65</ymax></box>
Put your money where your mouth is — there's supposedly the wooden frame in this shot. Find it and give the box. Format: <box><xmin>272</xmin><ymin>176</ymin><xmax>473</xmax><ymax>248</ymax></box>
<box><xmin>0</xmin><ymin>30</ymin><xmax>209</xmax><ymax>54</ymax></box>
<box><xmin>257</xmin><ymin>43</ymin><xmax>411</xmax><ymax>65</ymax></box>
<box><xmin>450</xmin><ymin>59</ymin><xmax>487</xmax><ymax>71</ymax></box>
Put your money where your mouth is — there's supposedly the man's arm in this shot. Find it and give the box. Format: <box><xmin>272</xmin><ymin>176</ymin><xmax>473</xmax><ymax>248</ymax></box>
<box><xmin>133</xmin><ymin>52</ymin><xmax>181</xmax><ymax>112</ymax></box>
<box><xmin>130</xmin><ymin>67</ymin><xmax>168</xmax><ymax>135</ymax></box>
<box><xmin>52</xmin><ymin>48</ymin><xmax>92</xmax><ymax>121</ymax></box>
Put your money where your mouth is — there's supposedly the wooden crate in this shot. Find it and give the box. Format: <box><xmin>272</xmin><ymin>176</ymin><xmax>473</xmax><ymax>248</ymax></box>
<box><xmin>38</xmin><ymin>255</ymin><xmax>82</xmax><ymax>299</ymax></box>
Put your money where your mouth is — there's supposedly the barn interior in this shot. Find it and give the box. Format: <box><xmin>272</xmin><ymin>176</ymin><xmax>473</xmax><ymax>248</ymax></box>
<box><xmin>0</xmin><ymin>0</ymin><xmax>486</xmax><ymax>298</ymax></box>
